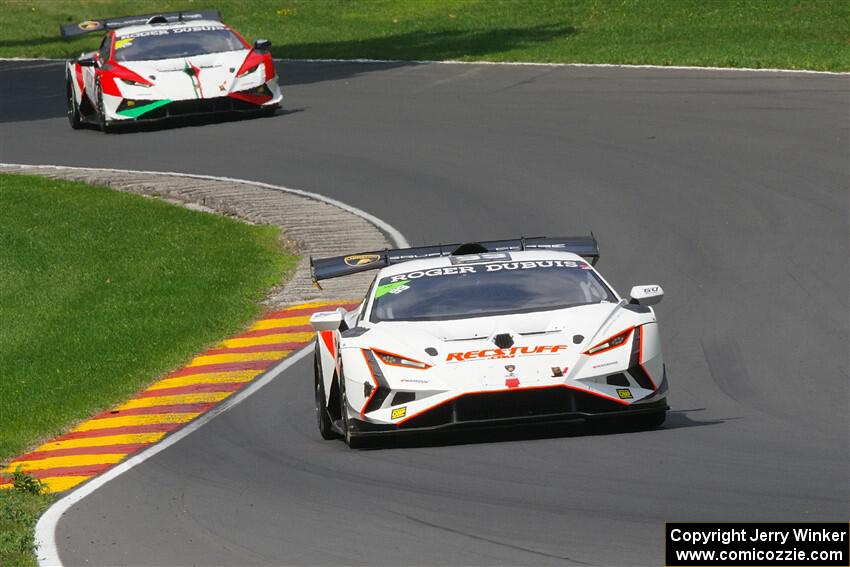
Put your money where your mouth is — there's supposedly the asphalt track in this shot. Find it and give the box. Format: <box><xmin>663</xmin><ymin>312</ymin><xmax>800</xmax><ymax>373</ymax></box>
<box><xmin>1</xmin><ymin>60</ymin><xmax>848</xmax><ymax>566</ymax></box>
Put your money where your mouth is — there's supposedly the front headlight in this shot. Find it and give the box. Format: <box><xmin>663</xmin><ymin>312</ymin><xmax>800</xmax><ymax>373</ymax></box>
<box><xmin>583</xmin><ymin>327</ymin><xmax>634</xmax><ymax>356</ymax></box>
<box><xmin>236</xmin><ymin>64</ymin><xmax>260</xmax><ymax>78</ymax></box>
<box><xmin>372</xmin><ymin>349</ymin><xmax>431</xmax><ymax>370</ymax></box>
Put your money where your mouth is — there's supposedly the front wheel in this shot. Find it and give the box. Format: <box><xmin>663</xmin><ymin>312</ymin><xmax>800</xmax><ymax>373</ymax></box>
<box><xmin>314</xmin><ymin>350</ymin><xmax>336</xmax><ymax>440</ymax></box>
<box><xmin>95</xmin><ymin>81</ymin><xmax>114</xmax><ymax>134</ymax></box>
<box><xmin>66</xmin><ymin>77</ymin><xmax>82</xmax><ymax>129</ymax></box>
<box><xmin>338</xmin><ymin>376</ymin><xmax>365</xmax><ymax>449</ymax></box>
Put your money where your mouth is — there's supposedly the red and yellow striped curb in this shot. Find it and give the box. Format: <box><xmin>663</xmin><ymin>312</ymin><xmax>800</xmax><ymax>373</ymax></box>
<box><xmin>0</xmin><ymin>300</ymin><xmax>356</xmax><ymax>493</ymax></box>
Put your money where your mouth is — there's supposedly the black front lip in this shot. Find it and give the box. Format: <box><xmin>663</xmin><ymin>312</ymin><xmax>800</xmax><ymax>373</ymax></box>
<box><xmin>349</xmin><ymin>398</ymin><xmax>669</xmax><ymax>438</ymax></box>
<box><xmin>112</xmin><ymin>94</ymin><xmax>279</xmax><ymax>122</ymax></box>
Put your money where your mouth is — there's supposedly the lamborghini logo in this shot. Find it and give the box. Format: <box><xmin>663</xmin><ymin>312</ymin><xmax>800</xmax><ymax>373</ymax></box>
<box><xmin>344</xmin><ymin>254</ymin><xmax>380</xmax><ymax>267</ymax></box>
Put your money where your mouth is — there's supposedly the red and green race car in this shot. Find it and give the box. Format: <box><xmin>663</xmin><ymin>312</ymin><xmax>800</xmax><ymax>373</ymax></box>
<box><xmin>63</xmin><ymin>10</ymin><xmax>282</xmax><ymax>131</ymax></box>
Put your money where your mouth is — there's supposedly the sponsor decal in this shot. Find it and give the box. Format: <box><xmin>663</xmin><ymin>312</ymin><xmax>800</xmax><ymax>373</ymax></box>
<box><xmin>114</xmin><ymin>38</ymin><xmax>134</xmax><ymax>50</ymax></box>
<box><xmin>218</xmin><ymin>82</ymin><xmax>227</xmax><ymax>92</ymax></box>
<box><xmin>123</xmin><ymin>26</ymin><xmax>224</xmax><ymax>39</ymax></box>
<box><xmin>616</xmin><ymin>388</ymin><xmax>633</xmax><ymax>399</ymax></box>
<box><xmin>78</xmin><ymin>20</ymin><xmax>102</xmax><ymax>31</ymax></box>
<box><xmin>345</xmin><ymin>254</ymin><xmax>381</xmax><ymax>267</ymax></box>
<box><xmin>389</xmin><ymin>260</ymin><xmax>587</xmax><ymax>283</ymax></box>
<box><xmin>391</xmin><ymin>407</ymin><xmax>407</xmax><ymax>419</ymax></box>
<box><xmin>446</xmin><ymin>344</ymin><xmax>568</xmax><ymax>362</ymax></box>
<box><xmin>375</xmin><ymin>279</ymin><xmax>410</xmax><ymax>298</ymax></box>
<box><xmin>551</xmin><ymin>366</ymin><xmax>568</xmax><ymax>377</ymax></box>
<box><xmin>504</xmin><ymin>364</ymin><xmax>516</xmax><ymax>374</ymax></box>
<box><xmin>505</xmin><ymin>377</ymin><xmax>520</xmax><ymax>388</ymax></box>
<box><xmin>592</xmin><ymin>361</ymin><xmax>618</xmax><ymax>369</ymax></box>
<box><xmin>183</xmin><ymin>60</ymin><xmax>204</xmax><ymax>99</ymax></box>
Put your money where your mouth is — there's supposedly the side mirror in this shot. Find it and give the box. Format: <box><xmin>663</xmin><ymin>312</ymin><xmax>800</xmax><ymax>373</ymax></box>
<box><xmin>310</xmin><ymin>309</ymin><xmax>344</xmax><ymax>332</ymax></box>
<box><xmin>253</xmin><ymin>38</ymin><xmax>271</xmax><ymax>51</ymax></box>
<box><xmin>77</xmin><ymin>57</ymin><xmax>98</xmax><ymax>67</ymax></box>
<box><xmin>629</xmin><ymin>284</ymin><xmax>664</xmax><ymax>306</ymax></box>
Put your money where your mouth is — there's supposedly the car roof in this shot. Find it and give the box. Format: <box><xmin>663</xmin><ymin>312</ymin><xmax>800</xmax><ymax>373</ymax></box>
<box><xmin>114</xmin><ymin>19</ymin><xmax>227</xmax><ymax>38</ymax></box>
<box><xmin>374</xmin><ymin>249</ymin><xmax>588</xmax><ymax>279</ymax></box>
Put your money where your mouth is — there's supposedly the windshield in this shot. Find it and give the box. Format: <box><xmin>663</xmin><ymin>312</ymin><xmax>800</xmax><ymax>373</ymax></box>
<box><xmin>370</xmin><ymin>258</ymin><xmax>616</xmax><ymax>322</ymax></box>
<box><xmin>114</xmin><ymin>27</ymin><xmax>245</xmax><ymax>61</ymax></box>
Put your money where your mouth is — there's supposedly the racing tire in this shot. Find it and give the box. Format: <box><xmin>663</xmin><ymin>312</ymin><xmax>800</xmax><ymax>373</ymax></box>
<box><xmin>338</xmin><ymin>375</ymin><xmax>365</xmax><ymax>449</ymax></box>
<box><xmin>66</xmin><ymin>77</ymin><xmax>83</xmax><ymax>130</ymax></box>
<box><xmin>95</xmin><ymin>81</ymin><xmax>115</xmax><ymax>134</ymax></box>
<box><xmin>314</xmin><ymin>350</ymin><xmax>337</xmax><ymax>440</ymax></box>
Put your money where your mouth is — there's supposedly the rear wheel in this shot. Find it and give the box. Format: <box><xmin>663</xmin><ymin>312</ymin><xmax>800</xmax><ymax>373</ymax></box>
<box><xmin>66</xmin><ymin>76</ymin><xmax>82</xmax><ymax>129</ymax></box>
<box><xmin>314</xmin><ymin>350</ymin><xmax>336</xmax><ymax>440</ymax></box>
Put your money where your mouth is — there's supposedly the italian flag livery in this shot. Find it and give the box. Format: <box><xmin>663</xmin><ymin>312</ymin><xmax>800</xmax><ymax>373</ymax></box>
<box><xmin>308</xmin><ymin>237</ymin><xmax>670</xmax><ymax>448</ymax></box>
<box><xmin>63</xmin><ymin>12</ymin><xmax>282</xmax><ymax>132</ymax></box>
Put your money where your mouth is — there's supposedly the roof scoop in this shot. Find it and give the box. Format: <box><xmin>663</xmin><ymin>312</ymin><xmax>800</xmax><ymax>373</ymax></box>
<box><xmin>452</xmin><ymin>242</ymin><xmax>488</xmax><ymax>255</ymax></box>
<box><xmin>493</xmin><ymin>333</ymin><xmax>514</xmax><ymax>349</ymax></box>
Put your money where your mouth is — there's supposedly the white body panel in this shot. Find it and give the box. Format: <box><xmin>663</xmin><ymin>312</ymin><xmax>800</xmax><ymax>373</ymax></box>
<box><xmin>313</xmin><ymin>250</ymin><xmax>668</xmax><ymax>437</ymax></box>
<box><xmin>65</xmin><ymin>19</ymin><xmax>282</xmax><ymax>125</ymax></box>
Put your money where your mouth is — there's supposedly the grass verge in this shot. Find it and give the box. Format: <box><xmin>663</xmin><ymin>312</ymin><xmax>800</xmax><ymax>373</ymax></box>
<box><xmin>1</xmin><ymin>0</ymin><xmax>847</xmax><ymax>71</ymax></box>
<box><xmin>0</xmin><ymin>482</ymin><xmax>52</xmax><ymax>567</ymax></box>
<box><xmin>0</xmin><ymin>173</ymin><xmax>296</xmax><ymax>463</ymax></box>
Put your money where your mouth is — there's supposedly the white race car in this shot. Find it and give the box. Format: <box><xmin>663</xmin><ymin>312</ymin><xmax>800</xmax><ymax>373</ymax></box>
<box><xmin>62</xmin><ymin>10</ymin><xmax>282</xmax><ymax>132</ymax></box>
<box><xmin>309</xmin><ymin>237</ymin><xmax>669</xmax><ymax>447</ymax></box>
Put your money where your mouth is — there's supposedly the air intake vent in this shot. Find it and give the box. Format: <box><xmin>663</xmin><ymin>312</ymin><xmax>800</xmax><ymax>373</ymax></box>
<box><xmin>391</xmin><ymin>392</ymin><xmax>416</xmax><ymax>406</ymax></box>
<box><xmin>606</xmin><ymin>373</ymin><xmax>629</xmax><ymax>387</ymax></box>
<box><xmin>494</xmin><ymin>333</ymin><xmax>514</xmax><ymax>349</ymax></box>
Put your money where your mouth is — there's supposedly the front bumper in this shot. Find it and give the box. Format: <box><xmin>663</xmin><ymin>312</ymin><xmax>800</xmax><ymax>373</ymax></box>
<box><xmin>106</xmin><ymin>82</ymin><xmax>283</xmax><ymax>122</ymax></box>
<box><xmin>350</xmin><ymin>386</ymin><xmax>668</xmax><ymax>438</ymax></box>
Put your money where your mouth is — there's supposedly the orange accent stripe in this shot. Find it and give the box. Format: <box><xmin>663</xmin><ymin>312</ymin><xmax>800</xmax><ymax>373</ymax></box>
<box><xmin>359</xmin><ymin>348</ymin><xmax>380</xmax><ymax>416</ymax></box>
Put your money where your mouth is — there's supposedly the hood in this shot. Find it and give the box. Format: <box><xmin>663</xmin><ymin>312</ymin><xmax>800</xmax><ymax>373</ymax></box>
<box><xmin>118</xmin><ymin>49</ymin><xmax>256</xmax><ymax>101</ymax></box>
<box><xmin>343</xmin><ymin>301</ymin><xmax>652</xmax><ymax>392</ymax></box>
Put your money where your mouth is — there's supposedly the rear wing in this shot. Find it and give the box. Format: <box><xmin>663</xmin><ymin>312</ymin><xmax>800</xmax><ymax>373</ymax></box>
<box><xmin>60</xmin><ymin>10</ymin><xmax>222</xmax><ymax>39</ymax></box>
<box><xmin>310</xmin><ymin>235</ymin><xmax>599</xmax><ymax>283</ymax></box>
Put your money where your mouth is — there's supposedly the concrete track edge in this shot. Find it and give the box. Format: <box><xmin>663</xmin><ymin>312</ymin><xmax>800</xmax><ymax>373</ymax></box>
<box><xmin>0</xmin><ymin>57</ymin><xmax>846</xmax><ymax>75</ymax></box>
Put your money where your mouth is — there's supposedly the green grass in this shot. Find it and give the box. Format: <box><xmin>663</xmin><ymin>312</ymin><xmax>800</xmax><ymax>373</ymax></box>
<box><xmin>0</xmin><ymin>174</ymin><xmax>296</xmax><ymax>463</ymax></box>
<box><xmin>0</xmin><ymin>487</ymin><xmax>52</xmax><ymax>567</ymax></box>
<box><xmin>0</xmin><ymin>0</ymin><xmax>848</xmax><ymax>71</ymax></box>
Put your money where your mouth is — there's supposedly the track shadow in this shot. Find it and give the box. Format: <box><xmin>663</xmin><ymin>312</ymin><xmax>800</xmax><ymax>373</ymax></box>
<box><xmin>275</xmin><ymin>23</ymin><xmax>576</xmax><ymax>86</ymax></box>
<box><xmin>0</xmin><ymin>60</ymin><xmax>304</xmax><ymax>128</ymax></box>
<box><xmin>102</xmin><ymin>107</ymin><xmax>304</xmax><ymax>134</ymax></box>
<box><xmin>357</xmin><ymin>407</ymin><xmax>728</xmax><ymax>450</ymax></box>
